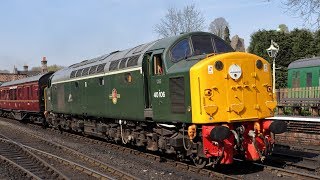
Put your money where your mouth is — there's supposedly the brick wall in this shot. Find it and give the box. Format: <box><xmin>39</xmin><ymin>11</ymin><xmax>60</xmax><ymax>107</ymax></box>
<box><xmin>276</xmin><ymin>132</ymin><xmax>320</xmax><ymax>146</ymax></box>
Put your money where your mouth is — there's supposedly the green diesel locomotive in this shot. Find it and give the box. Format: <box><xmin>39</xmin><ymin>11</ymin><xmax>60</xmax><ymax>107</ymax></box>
<box><xmin>45</xmin><ymin>32</ymin><xmax>286</xmax><ymax>167</ymax></box>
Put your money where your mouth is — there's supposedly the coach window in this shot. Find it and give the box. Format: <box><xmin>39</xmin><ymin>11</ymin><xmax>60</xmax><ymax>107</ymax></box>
<box><xmin>17</xmin><ymin>88</ymin><xmax>20</xmax><ymax>99</ymax></box>
<box><xmin>292</xmin><ymin>71</ymin><xmax>300</xmax><ymax>88</ymax></box>
<box><xmin>13</xmin><ymin>89</ymin><xmax>17</xmax><ymax>100</ymax></box>
<box><xmin>26</xmin><ymin>87</ymin><xmax>30</xmax><ymax>99</ymax></box>
<box><xmin>29</xmin><ymin>85</ymin><xmax>33</xmax><ymax>99</ymax></box>
<box><xmin>319</xmin><ymin>70</ymin><xmax>320</xmax><ymax>86</ymax></box>
<box><xmin>9</xmin><ymin>90</ymin><xmax>12</xmax><ymax>100</ymax></box>
<box><xmin>306</xmin><ymin>72</ymin><xmax>312</xmax><ymax>87</ymax></box>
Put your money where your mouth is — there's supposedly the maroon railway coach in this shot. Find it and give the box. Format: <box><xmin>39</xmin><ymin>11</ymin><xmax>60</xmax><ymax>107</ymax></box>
<box><xmin>0</xmin><ymin>72</ymin><xmax>53</xmax><ymax>121</ymax></box>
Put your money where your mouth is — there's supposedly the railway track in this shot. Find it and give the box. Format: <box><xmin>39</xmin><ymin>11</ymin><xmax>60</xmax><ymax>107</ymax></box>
<box><xmin>34</xmin><ymin>128</ymin><xmax>237</xmax><ymax>179</ymax></box>
<box><xmin>0</xmin><ymin>127</ymin><xmax>138</xmax><ymax>180</ymax></box>
<box><xmin>0</xmin><ymin>118</ymin><xmax>237</xmax><ymax>180</ymax></box>
<box><xmin>271</xmin><ymin>152</ymin><xmax>320</xmax><ymax>174</ymax></box>
<box><xmin>0</xmin><ymin>137</ymin><xmax>68</xmax><ymax>180</ymax></box>
<box><xmin>234</xmin><ymin>159</ymin><xmax>320</xmax><ymax>180</ymax></box>
<box><xmin>28</xmin><ymin>124</ymin><xmax>318</xmax><ymax>180</ymax></box>
<box><xmin>276</xmin><ymin>143</ymin><xmax>320</xmax><ymax>155</ymax></box>
<box><xmin>52</xmin><ymin>129</ymin><xmax>238</xmax><ymax>179</ymax></box>
<box><xmin>2</xmin><ymin>117</ymin><xmax>320</xmax><ymax>179</ymax></box>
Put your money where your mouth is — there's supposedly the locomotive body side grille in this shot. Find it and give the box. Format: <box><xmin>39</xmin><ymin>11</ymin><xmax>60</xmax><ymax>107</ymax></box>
<box><xmin>169</xmin><ymin>77</ymin><xmax>185</xmax><ymax>114</ymax></box>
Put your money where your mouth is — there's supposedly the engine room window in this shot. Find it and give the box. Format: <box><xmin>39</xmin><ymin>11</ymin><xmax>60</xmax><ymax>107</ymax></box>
<box><xmin>75</xmin><ymin>81</ymin><xmax>79</xmax><ymax>88</ymax></box>
<box><xmin>191</xmin><ymin>35</ymin><xmax>214</xmax><ymax>55</ymax></box>
<box><xmin>171</xmin><ymin>39</ymin><xmax>191</xmax><ymax>62</ymax></box>
<box><xmin>98</xmin><ymin>77</ymin><xmax>104</xmax><ymax>86</ymax></box>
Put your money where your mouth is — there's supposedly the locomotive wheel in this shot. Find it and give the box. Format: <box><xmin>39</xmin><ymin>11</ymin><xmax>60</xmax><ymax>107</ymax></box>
<box><xmin>192</xmin><ymin>156</ymin><xmax>207</xmax><ymax>168</ymax></box>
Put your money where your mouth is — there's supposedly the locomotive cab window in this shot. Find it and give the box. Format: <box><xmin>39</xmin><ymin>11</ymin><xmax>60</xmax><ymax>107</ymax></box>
<box><xmin>170</xmin><ymin>39</ymin><xmax>191</xmax><ymax>62</ymax></box>
<box><xmin>153</xmin><ymin>55</ymin><xmax>163</xmax><ymax>75</ymax></box>
<box><xmin>191</xmin><ymin>35</ymin><xmax>214</xmax><ymax>55</ymax></box>
<box><xmin>212</xmin><ymin>36</ymin><xmax>234</xmax><ymax>53</ymax></box>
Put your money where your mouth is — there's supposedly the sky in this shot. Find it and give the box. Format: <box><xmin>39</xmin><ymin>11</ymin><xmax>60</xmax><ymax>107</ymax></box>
<box><xmin>0</xmin><ymin>0</ymin><xmax>305</xmax><ymax>71</ymax></box>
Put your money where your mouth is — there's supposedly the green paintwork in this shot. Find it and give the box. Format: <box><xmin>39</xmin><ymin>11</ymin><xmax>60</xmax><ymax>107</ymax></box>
<box><xmin>46</xmin><ymin>32</ymin><xmax>228</xmax><ymax>124</ymax></box>
<box><xmin>288</xmin><ymin>66</ymin><xmax>320</xmax><ymax>88</ymax></box>
<box><xmin>48</xmin><ymin>70</ymin><xmax>145</xmax><ymax>120</ymax></box>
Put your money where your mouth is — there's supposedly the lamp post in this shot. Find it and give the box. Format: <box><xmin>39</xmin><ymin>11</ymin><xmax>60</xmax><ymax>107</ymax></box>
<box><xmin>266</xmin><ymin>40</ymin><xmax>279</xmax><ymax>94</ymax></box>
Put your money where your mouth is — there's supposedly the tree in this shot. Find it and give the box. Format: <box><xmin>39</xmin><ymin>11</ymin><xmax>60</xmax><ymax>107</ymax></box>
<box><xmin>154</xmin><ymin>4</ymin><xmax>205</xmax><ymax>37</ymax></box>
<box><xmin>278</xmin><ymin>24</ymin><xmax>289</xmax><ymax>33</ymax></box>
<box><xmin>283</xmin><ymin>0</ymin><xmax>320</xmax><ymax>28</ymax></box>
<box><xmin>208</xmin><ymin>17</ymin><xmax>229</xmax><ymax>38</ymax></box>
<box><xmin>31</xmin><ymin>65</ymin><xmax>64</xmax><ymax>72</ymax></box>
<box><xmin>314</xmin><ymin>30</ymin><xmax>320</xmax><ymax>55</ymax></box>
<box><xmin>223</xmin><ymin>26</ymin><xmax>231</xmax><ymax>44</ymax></box>
<box><xmin>290</xmin><ymin>28</ymin><xmax>315</xmax><ymax>59</ymax></box>
<box><xmin>248</xmin><ymin>28</ymin><xmax>319</xmax><ymax>88</ymax></box>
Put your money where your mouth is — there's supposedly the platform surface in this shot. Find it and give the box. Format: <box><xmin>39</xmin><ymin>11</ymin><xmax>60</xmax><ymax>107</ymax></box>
<box><xmin>267</xmin><ymin>116</ymin><xmax>320</xmax><ymax>122</ymax></box>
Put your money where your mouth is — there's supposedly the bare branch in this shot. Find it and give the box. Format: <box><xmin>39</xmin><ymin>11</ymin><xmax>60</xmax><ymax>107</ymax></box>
<box><xmin>208</xmin><ymin>17</ymin><xmax>230</xmax><ymax>38</ymax></box>
<box><xmin>283</xmin><ymin>0</ymin><xmax>320</xmax><ymax>28</ymax></box>
<box><xmin>154</xmin><ymin>4</ymin><xmax>205</xmax><ymax>37</ymax></box>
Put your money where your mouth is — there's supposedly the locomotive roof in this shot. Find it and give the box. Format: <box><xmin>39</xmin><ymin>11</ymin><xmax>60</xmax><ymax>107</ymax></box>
<box><xmin>51</xmin><ymin>32</ymin><xmax>215</xmax><ymax>84</ymax></box>
<box><xmin>0</xmin><ymin>72</ymin><xmax>53</xmax><ymax>87</ymax></box>
<box><xmin>288</xmin><ymin>56</ymin><xmax>320</xmax><ymax>69</ymax></box>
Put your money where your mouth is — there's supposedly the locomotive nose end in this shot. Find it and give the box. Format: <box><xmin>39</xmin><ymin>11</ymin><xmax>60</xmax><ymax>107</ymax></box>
<box><xmin>210</xmin><ymin>126</ymin><xmax>231</xmax><ymax>141</ymax></box>
<box><xmin>269</xmin><ymin>121</ymin><xmax>287</xmax><ymax>134</ymax></box>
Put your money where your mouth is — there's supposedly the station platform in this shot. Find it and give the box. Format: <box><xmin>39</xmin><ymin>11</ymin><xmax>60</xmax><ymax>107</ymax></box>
<box><xmin>266</xmin><ymin>116</ymin><xmax>320</xmax><ymax>122</ymax></box>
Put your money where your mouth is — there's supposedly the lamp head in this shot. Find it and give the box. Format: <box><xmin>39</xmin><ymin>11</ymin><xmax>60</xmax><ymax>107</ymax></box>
<box><xmin>266</xmin><ymin>40</ymin><xmax>279</xmax><ymax>58</ymax></box>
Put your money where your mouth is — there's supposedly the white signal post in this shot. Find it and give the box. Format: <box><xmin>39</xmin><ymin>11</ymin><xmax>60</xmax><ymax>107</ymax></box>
<box><xmin>266</xmin><ymin>40</ymin><xmax>279</xmax><ymax>94</ymax></box>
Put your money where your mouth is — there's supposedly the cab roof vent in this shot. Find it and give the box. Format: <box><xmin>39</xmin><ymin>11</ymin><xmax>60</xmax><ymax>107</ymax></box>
<box><xmin>96</xmin><ymin>63</ymin><xmax>106</xmax><ymax>73</ymax></box>
<box><xmin>82</xmin><ymin>67</ymin><xmax>90</xmax><ymax>76</ymax></box>
<box><xmin>127</xmin><ymin>55</ymin><xmax>140</xmax><ymax>67</ymax></box>
<box><xmin>89</xmin><ymin>65</ymin><xmax>98</xmax><ymax>75</ymax></box>
<box><xmin>119</xmin><ymin>58</ymin><xmax>128</xmax><ymax>69</ymax></box>
<box><xmin>70</xmin><ymin>70</ymin><xmax>77</xmax><ymax>78</ymax></box>
<box><xmin>75</xmin><ymin>69</ymin><xmax>83</xmax><ymax>77</ymax></box>
<box><xmin>109</xmin><ymin>60</ymin><xmax>120</xmax><ymax>71</ymax></box>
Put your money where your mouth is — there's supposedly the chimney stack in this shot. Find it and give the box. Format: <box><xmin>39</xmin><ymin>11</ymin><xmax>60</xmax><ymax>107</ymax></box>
<box><xmin>13</xmin><ymin>66</ymin><xmax>18</xmax><ymax>74</ymax></box>
<box><xmin>41</xmin><ymin>56</ymin><xmax>48</xmax><ymax>73</ymax></box>
<box><xmin>23</xmin><ymin>64</ymin><xmax>28</xmax><ymax>72</ymax></box>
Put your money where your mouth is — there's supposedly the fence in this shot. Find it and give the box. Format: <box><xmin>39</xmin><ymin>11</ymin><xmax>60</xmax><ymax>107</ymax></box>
<box><xmin>276</xmin><ymin>87</ymin><xmax>320</xmax><ymax>116</ymax></box>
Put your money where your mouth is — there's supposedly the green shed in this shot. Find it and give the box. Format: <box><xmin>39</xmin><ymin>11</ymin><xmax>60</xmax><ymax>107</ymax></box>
<box><xmin>287</xmin><ymin>57</ymin><xmax>320</xmax><ymax>88</ymax></box>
